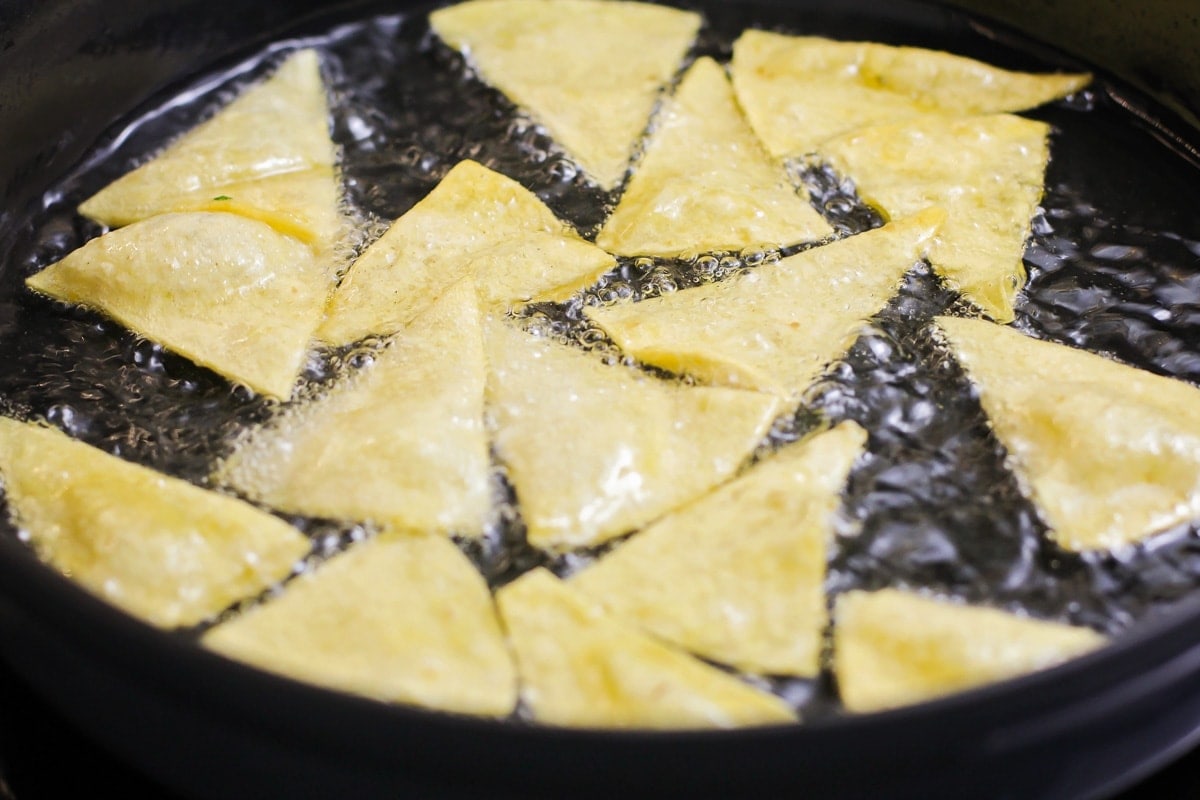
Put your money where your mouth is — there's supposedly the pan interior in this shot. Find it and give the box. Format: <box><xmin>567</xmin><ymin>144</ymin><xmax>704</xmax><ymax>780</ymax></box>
<box><xmin>2</xmin><ymin>0</ymin><xmax>1200</xmax><ymax>725</ymax></box>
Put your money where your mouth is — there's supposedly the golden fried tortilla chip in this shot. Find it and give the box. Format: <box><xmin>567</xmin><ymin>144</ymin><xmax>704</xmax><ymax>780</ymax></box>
<box><xmin>586</xmin><ymin>209</ymin><xmax>944</xmax><ymax>402</ymax></box>
<box><xmin>486</xmin><ymin>318</ymin><xmax>781</xmax><ymax>550</ymax></box>
<box><xmin>0</xmin><ymin>417</ymin><xmax>309</xmax><ymax>628</ymax></box>
<box><xmin>834</xmin><ymin>588</ymin><xmax>1104</xmax><ymax>713</ymax></box>
<box><xmin>217</xmin><ymin>279</ymin><xmax>492</xmax><ymax>537</ymax></box>
<box><xmin>496</xmin><ymin>569</ymin><xmax>796</xmax><ymax>728</ymax></box>
<box><xmin>573</xmin><ymin>421</ymin><xmax>866</xmax><ymax>676</ymax></box>
<box><xmin>80</xmin><ymin>50</ymin><xmax>343</xmax><ymax>258</ymax></box>
<box><xmin>820</xmin><ymin>114</ymin><xmax>1049</xmax><ymax>322</ymax></box>
<box><xmin>936</xmin><ymin>315</ymin><xmax>1200</xmax><ymax>552</ymax></box>
<box><xmin>174</xmin><ymin>169</ymin><xmax>344</xmax><ymax>253</ymax></box>
<box><xmin>731</xmin><ymin>30</ymin><xmax>1089</xmax><ymax>159</ymax></box>
<box><xmin>596</xmin><ymin>57</ymin><xmax>831</xmax><ymax>256</ymax></box>
<box><xmin>204</xmin><ymin>532</ymin><xmax>517</xmax><ymax>717</ymax></box>
<box><xmin>317</xmin><ymin>160</ymin><xmax>604</xmax><ymax>345</ymax></box>
<box><xmin>465</xmin><ymin>232</ymin><xmax>616</xmax><ymax>309</ymax></box>
<box><xmin>430</xmin><ymin>0</ymin><xmax>701</xmax><ymax>189</ymax></box>
<box><xmin>26</xmin><ymin>212</ymin><xmax>331</xmax><ymax>399</ymax></box>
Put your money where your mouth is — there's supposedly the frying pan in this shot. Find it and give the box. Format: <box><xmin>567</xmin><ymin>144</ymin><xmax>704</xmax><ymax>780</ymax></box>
<box><xmin>2</xmin><ymin>1</ymin><xmax>1200</xmax><ymax>798</ymax></box>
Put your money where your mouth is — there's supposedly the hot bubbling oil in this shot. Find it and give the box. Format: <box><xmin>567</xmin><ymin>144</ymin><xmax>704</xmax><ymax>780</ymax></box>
<box><xmin>2</xmin><ymin>0</ymin><xmax>1200</xmax><ymax>722</ymax></box>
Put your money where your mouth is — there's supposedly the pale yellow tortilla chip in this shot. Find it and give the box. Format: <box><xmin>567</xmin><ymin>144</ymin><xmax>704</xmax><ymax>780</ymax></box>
<box><xmin>731</xmin><ymin>30</ymin><xmax>1090</xmax><ymax>159</ymax></box>
<box><xmin>465</xmin><ymin>232</ymin><xmax>616</xmax><ymax>309</ymax></box>
<box><xmin>573</xmin><ymin>421</ymin><xmax>866</xmax><ymax>676</ymax></box>
<box><xmin>430</xmin><ymin>0</ymin><xmax>700</xmax><ymax>190</ymax></box>
<box><xmin>936</xmin><ymin>315</ymin><xmax>1200</xmax><ymax>552</ymax></box>
<box><xmin>173</xmin><ymin>169</ymin><xmax>345</xmax><ymax>254</ymax></box>
<box><xmin>0</xmin><ymin>417</ymin><xmax>309</xmax><ymax>629</ymax></box>
<box><xmin>486</xmin><ymin>318</ymin><xmax>782</xmax><ymax>550</ymax></box>
<box><xmin>216</xmin><ymin>279</ymin><xmax>492</xmax><ymax>538</ymax></box>
<box><xmin>586</xmin><ymin>208</ymin><xmax>944</xmax><ymax>402</ymax></box>
<box><xmin>317</xmin><ymin>160</ymin><xmax>605</xmax><ymax>346</ymax></box>
<box><xmin>204</xmin><ymin>532</ymin><xmax>517</xmax><ymax>717</ymax></box>
<box><xmin>496</xmin><ymin>569</ymin><xmax>796</xmax><ymax>728</ymax></box>
<box><xmin>596</xmin><ymin>57</ymin><xmax>831</xmax><ymax>257</ymax></box>
<box><xmin>26</xmin><ymin>211</ymin><xmax>331</xmax><ymax>399</ymax></box>
<box><xmin>820</xmin><ymin>114</ymin><xmax>1049</xmax><ymax>323</ymax></box>
<box><xmin>79</xmin><ymin>49</ymin><xmax>343</xmax><ymax>257</ymax></box>
<box><xmin>834</xmin><ymin>588</ymin><xmax>1105</xmax><ymax>713</ymax></box>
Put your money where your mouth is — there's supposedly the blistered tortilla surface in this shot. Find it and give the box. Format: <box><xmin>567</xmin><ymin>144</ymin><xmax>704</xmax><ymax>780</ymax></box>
<box><xmin>834</xmin><ymin>588</ymin><xmax>1105</xmax><ymax>713</ymax></box>
<box><xmin>430</xmin><ymin>0</ymin><xmax>701</xmax><ymax>189</ymax></box>
<box><xmin>204</xmin><ymin>532</ymin><xmax>517</xmax><ymax>717</ymax></box>
<box><xmin>596</xmin><ymin>57</ymin><xmax>831</xmax><ymax>256</ymax></box>
<box><xmin>587</xmin><ymin>209</ymin><xmax>944</xmax><ymax>401</ymax></box>
<box><xmin>936</xmin><ymin>315</ymin><xmax>1200</xmax><ymax>552</ymax></box>
<box><xmin>317</xmin><ymin>160</ymin><xmax>600</xmax><ymax>345</ymax></box>
<box><xmin>217</xmin><ymin>280</ymin><xmax>492</xmax><ymax>537</ymax></box>
<box><xmin>496</xmin><ymin>569</ymin><xmax>796</xmax><ymax>728</ymax></box>
<box><xmin>0</xmin><ymin>418</ymin><xmax>309</xmax><ymax>628</ymax></box>
<box><xmin>821</xmin><ymin>114</ymin><xmax>1049</xmax><ymax>322</ymax></box>
<box><xmin>730</xmin><ymin>30</ymin><xmax>1089</xmax><ymax>159</ymax></box>
<box><xmin>486</xmin><ymin>319</ymin><xmax>781</xmax><ymax>550</ymax></box>
<box><xmin>573</xmin><ymin>421</ymin><xmax>866</xmax><ymax>676</ymax></box>
<box><xmin>26</xmin><ymin>211</ymin><xmax>330</xmax><ymax>399</ymax></box>
<box><xmin>465</xmin><ymin>232</ymin><xmax>617</xmax><ymax>309</ymax></box>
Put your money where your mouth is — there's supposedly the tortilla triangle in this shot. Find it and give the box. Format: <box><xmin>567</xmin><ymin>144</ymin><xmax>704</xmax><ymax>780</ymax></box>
<box><xmin>936</xmin><ymin>315</ymin><xmax>1200</xmax><ymax>552</ymax></box>
<box><xmin>596</xmin><ymin>57</ymin><xmax>832</xmax><ymax>257</ymax></box>
<box><xmin>317</xmin><ymin>160</ymin><xmax>611</xmax><ymax>346</ymax></box>
<box><xmin>0</xmin><ymin>417</ymin><xmax>309</xmax><ymax>628</ymax></box>
<box><xmin>216</xmin><ymin>279</ymin><xmax>492</xmax><ymax>538</ymax></box>
<box><xmin>204</xmin><ymin>532</ymin><xmax>517</xmax><ymax>716</ymax></box>
<box><xmin>79</xmin><ymin>49</ymin><xmax>343</xmax><ymax>259</ymax></box>
<box><xmin>26</xmin><ymin>211</ymin><xmax>331</xmax><ymax>399</ymax></box>
<box><xmin>430</xmin><ymin>0</ymin><xmax>701</xmax><ymax>189</ymax></box>
<box><xmin>496</xmin><ymin>569</ymin><xmax>796</xmax><ymax>728</ymax></box>
<box><xmin>586</xmin><ymin>209</ymin><xmax>944</xmax><ymax>402</ymax></box>
<box><xmin>486</xmin><ymin>318</ymin><xmax>782</xmax><ymax>550</ymax></box>
<box><xmin>573</xmin><ymin>421</ymin><xmax>866</xmax><ymax>676</ymax></box>
<box><xmin>820</xmin><ymin>114</ymin><xmax>1049</xmax><ymax>322</ymax></box>
<box><xmin>834</xmin><ymin>588</ymin><xmax>1104</xmax><ymax>713</ymax></box>
<box><xmin>731</xmin><ymin>30</ymin><xmax>1089</xmax><ymax>159</ymax></box>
